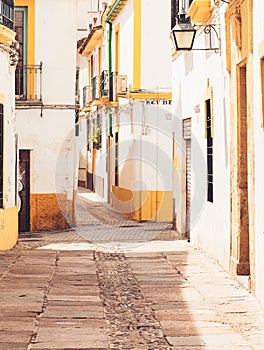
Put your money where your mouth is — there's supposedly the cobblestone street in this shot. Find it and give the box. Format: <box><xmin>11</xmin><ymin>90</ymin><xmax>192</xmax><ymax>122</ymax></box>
<box><xmin>1</xmin><ymin>191</ymin><xmax>264</xmax><ymax>349</ymax></box>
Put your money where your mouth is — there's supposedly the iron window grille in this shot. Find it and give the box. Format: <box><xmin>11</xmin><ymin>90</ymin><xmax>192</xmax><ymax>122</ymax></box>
<box><xmin>92</xmin><ymin>76</ymin><xmax>99</xmax><ymax>101</ymax></box>
<box><xmin>100</xmin><ymin>70</ymin><xmax>109</xmax><ymax>97</ymax></box>
<box><xmin>206</xmin><ymin>99</ymin><xmax>213</xmax><ymax>203</ymax></box>
<box><xmin>83</xmin><ymin>85</ymin><xmax>92</xmax><ymax>107</ymax></box>
<box><xmin>0</xmin><ymin>0</ymin><xmax>14</xmax><ymax>30</ymax></box>
<box><xmin>15</xmin><ymin>63</ymin><xmax>43</xmax><ymax>102</ymax></box>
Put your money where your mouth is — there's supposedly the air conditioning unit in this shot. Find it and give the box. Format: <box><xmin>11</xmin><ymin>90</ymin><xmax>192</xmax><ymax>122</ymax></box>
<box><xmin>116</xmin><ymin>75</ymin><xmax>127</xmax><ymax>94</ymax></box>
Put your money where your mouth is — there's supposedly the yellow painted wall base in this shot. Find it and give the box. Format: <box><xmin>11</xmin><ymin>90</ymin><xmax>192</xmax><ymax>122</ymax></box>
<box><xmin>112</xmin><ymin>186</ymin><xmax>173</xmax><ymax>222</ymax></box>
<box><xmin>30</xmin><ymin>193</ymin><xmax>76</xmax><ymax>231</ymax></box>
<box><xmin>0</xmin><ymin>206</ymin><xmax>18</xmax><ymax>250</ymax></box>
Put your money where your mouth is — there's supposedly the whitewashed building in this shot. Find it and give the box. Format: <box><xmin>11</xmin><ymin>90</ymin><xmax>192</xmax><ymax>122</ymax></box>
<box><xmin>252</xmin><ymin>0</ymin><xmax>264</xmax><ymax>308</ymax></box>
<box><xmin>79</xmin><ymin>0</ymin><xmax>173</xmax><ymax>222</ymax></box>
<box><xmin>172</xmin><ymin>0</ymin><xmax>264</xmax><ymax>310</ymax></box>
<box><xmin>15</xmin><ymin>0</ymin><xmax>78</xmax><ymax>232</ymax></box>
<box><xmin>171</xmin><ymin>0</ymin><xmax>230</xmax><ymax>267</ymax></box>
<box><xmin>0</xmin><ymin>0</ymin><xmax>18</xmax><ymax>249</ymax></box>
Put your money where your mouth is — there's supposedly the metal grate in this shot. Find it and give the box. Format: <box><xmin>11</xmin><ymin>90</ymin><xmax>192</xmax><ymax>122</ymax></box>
<box><xmin>0</xmin><ymin>0</ymin><xmax>14</xmax><ymax>30</ymax></box>
<box><xmin>100</xmin><ymin>70</ymin><xmax>109</xmax><ymax>97</ymax></box>
<box><xmin>15</xmin><ymin>63</ymin><xmax>43</xmax><ymax>102</ymax></box>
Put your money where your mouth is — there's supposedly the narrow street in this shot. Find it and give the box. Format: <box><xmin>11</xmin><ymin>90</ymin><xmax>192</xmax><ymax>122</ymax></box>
<box><xmin>1</xmin><ymin>190</ymin><xmax>264</xmax><ymax>350</ymax></box>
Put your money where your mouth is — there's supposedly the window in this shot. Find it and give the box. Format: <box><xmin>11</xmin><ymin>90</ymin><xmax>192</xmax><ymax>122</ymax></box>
<box><xmin>96</xmin><ymin>110</ymin><xmax>102</xmax><ymax>150</ymax></box>
<box><xmin>91</xmin><ymin>54</ymin><xmax>98</xmax><ymax>100</ymax></box>
<box><xmin>15</xmin><ymin>5</ymin><xmax>42</xmax><ymax>102</ymax></box>
<box><xmin>115</xmin><ymin>24</ymin><xmax>120</xmax><ymax>73</ymax></box>
<box><xmin>87</xmin><ymin>116</ymin><xmax>91</xmax><ymax>151</ymax></box>
<box><xmin>0</xmin><ymin>104</ymin><xmax>3</xmax><ymax>208</ymax></box>
<box><xmin>14</xmin><ymin>7</ymin><xmax>27</xmax><ymax>99</ymax></box>
<box><xmin>0</xmin><ymin>0</ymin><xmax>14</xmax><ymax>30</ymax></box>
<box><xmin>206</xmin><ymin>99</ymin><xmax>213</xmax><ymax>202</ymax></box>
<box><xmin>171</xmin><ymin>0</ymin><xmax>179</xmax><ymax>29</ymax></box>
<box><xmin>171</xmin><ymin>0</ymin><xmax>193</xmax><ymax>29</ymax></box>
<box><xmin>92</xmin><ymin>110</ymin><xmax>102</xmax><ymax>150</ymax></box>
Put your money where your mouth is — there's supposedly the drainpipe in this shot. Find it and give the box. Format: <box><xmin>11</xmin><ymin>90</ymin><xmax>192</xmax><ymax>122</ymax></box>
<box><xmin>107</xmin><ymin>20</ymin><xmax>113</xmax><ymax>136</ymax></box>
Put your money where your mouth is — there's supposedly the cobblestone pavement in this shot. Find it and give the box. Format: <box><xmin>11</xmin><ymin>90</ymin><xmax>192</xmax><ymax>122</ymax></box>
<box><xmin>1</xmin><ymin>189</ymin><xmax>264</xmax><ymax>349</ymax></box>
<box><xmin>19</xmin><ymin>189</ymin><xmax>174</xmax><ymax>248</ymax></box>
<box><xmin>95</xmin><ymin>251</ymin><xmax>170</xmax><ymax>350</ymax></box>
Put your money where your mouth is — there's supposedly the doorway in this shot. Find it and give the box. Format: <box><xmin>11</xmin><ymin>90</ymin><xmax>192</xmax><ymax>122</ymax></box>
<box><xmin>230</xmin><ymin>64</ymin><xmax>250</xmax><ymax>276</ymax></box>
<box><xmin>18</xmin><ymin>150</ymin><xmax>30</xmax><ymax>232</ymax></box>
<box><xmin>183</xmin><ymin>118</ymin><xmax>192</xmax><ymax>241</ymax></box>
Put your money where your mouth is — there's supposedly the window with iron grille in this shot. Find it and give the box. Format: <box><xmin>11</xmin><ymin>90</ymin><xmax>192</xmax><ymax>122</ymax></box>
<box><xmin>87</xmin><ymin>116</ymin><xmax>91</xmax><ymax>151</ymax></box>
<box><xmin>0</xmin><ymin>104</ymin><xmax>3</xmax><ymax>208</ymax></box>
<box><xmin>171</xmin><ymin>0</ymin><xmax>179</xmax><ymax>29</ymax></box>
<box><xmin>14</xmin><ymin>7</ymin><xmax>42</xmax><ymax>102</ymax></box>
<box><xmin>206</xmin><ymin>99</ymin><xmax>213</xmax><ymax>203</ymax></box>
<box><xmin>14</xmin><ymin>7</ymin><xmax>26</xmax><ymax>99</ymax></box>
<box><xmin>0</xmin><ymin>0</ymin><xmax>14</xmax><ymax>30</ymax></box>
<box><xmin>171</xmin><ymin>1</ymin><xmax>193</xmax><ymax>29</ymax></box>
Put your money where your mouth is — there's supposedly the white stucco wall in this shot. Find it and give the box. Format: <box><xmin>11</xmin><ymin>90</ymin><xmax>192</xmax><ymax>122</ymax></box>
<box><xmin>111</xmin><ymin>0</ymin><xmax>134</xmax><ymax>86</ymax></box>
<box><xmin>35</xmin><ymin>0</ymin><xmax>77</xmax><ymax>105</ymax></box>
<box><xmin>16</xmin><ymin>0</ymin><xmax>77</xmax><ymax>197</ymax></box>
<box><xmin>172</xmin><ymin>4</ymin><xmax>230</xmax><ymax>269</ymax></box>
<box><xmin>111</xmin><ymin>0</ymin><xmax>172</xmax><ymax>92</ymax></box>
<box><xmin>141</xmin><ymin>0</ymin><xmax>171</xmax><ymax>91</ymax></box>
<box><xmin>0</xmin><ymin>50</ymin><xmax>17</xmax><ymax>208</ymax></box>
<box><xmin>116</xmin><ymin>98</ymin><xmax>172</xmax><ymax>192</ymax></box>
<box><xmin>253</xmin><ymin>0</ymin><xmax>264</xmax><ymax>308</ymax></box>
<box><xmin>16</xmin><ymin>109</ymin><xmax>75</xmax><ymax>198</ymax></box>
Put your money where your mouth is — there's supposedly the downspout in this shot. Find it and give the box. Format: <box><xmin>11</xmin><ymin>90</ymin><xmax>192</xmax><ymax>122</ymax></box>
<box><xmin>107</xmin><ymin>20</ymin><xmax>113</xmax><ymax>136</ymax></box>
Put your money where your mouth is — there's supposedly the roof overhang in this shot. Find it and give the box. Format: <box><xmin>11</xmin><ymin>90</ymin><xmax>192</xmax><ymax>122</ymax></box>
<box><xmin>106</xmin><ymin>0</ymin><xmax>128</xmax><ymax>23</ymax></box>
<box><xmin>79</xmin><ymin>25</ymin><xmax>103</xmax><ymax>56</ymax></box>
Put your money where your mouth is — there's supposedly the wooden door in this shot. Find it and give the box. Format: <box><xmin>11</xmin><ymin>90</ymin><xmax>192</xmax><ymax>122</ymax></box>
<box><xmin>19</xmin><ymin>150</ymin><xmax>30</xmax><ymax>232</ymax></box>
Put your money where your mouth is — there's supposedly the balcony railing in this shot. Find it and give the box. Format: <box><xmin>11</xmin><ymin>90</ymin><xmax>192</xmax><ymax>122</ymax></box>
<box><xmin>92</xmin><ymin>76</ymin><xmax>99</xmax><ymax>101</ymax></box>
<box><xmin>83</xmin><ymin>85</ymin><xmax>92</xmax><ymax>108</ymax></box>
<box><xmin>0</xmin><ymin>0</ymin><xmax>14</xmax><ymax>30</ymax></box>
<box><xmin>109</xmin><ymin>72</ymin><xmax>117</xmax><ymax>102</ymax></box>
<box><xmin>15</xmin><ymin>63</ymin><xmax>43</xmax><ymax>102</ymax></box>
<box><xmin>100</xmin><ymin>70</ymin><xmax>109</xmax><ymax>97</ymax></box>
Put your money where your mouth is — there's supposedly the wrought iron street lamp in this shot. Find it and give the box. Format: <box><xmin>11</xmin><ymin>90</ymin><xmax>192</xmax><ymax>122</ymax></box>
<box><xmin>171</xmin><ymin>9</ymin><xmax>221</xmax><ymax>53</ymax></box>
<box><xmin>171</xmin><ymin>9</ymin><xmax>196</xmax><ymax>51</ymax></box>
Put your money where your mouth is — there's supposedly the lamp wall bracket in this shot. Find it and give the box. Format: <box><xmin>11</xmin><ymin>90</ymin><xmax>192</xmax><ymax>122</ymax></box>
<box><xmin>192</xmin><ymin>24</ymin><xmax>221</xmax><ymax>54</ymax></box>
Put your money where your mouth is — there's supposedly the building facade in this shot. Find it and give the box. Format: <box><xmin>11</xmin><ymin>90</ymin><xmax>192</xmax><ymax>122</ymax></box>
<box><xmin>172</xmin><ymin>0</ymin><xmax>230</xmax><ymax>266</ymax></box>
<box><xmin>14</xmin><ymin>0</ymin><xmax>78</xmax><ymax>232</ymax></box>
<box><xmin>172</xmin><ymin>0</ymin><xmax>264</xmax><ymax>308</ymax></box>
<box><xmin>78</xmin><ymin>0</ymin><xmax>173</xmax><ymax>222</ymax></box>
<box><xmin>253</xmin><ymin>0</ymin><xmax>264</xmax><ymax>310</ymax></box>
<box><xmin>0</xmin><ymin>0</ymin><xmax>18</xmax><ymax>249</ymax></box>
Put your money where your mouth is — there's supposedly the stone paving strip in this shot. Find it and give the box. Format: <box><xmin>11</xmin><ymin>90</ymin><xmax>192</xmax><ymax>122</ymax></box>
<box><xmin>2</xmin><ymin>232</ymin><xmax>264</xmax><ymax>349</ymax></box>
<box><xmin>94</xmin><ymin>251</ymin><xmax>170</xmax><ymax>350</ymax></box>
<box><xmin>0</xmin><ymin>249</ymin><xmax>58</xmax><ymax>350</ymax></box>
<box><xmin>126</xmin><ymin>247</ymin><xmax>264</xmax><ymax>349</ymax></box>
<box><xmin>29</xmin><ymin>250</ymin><xmax>108</xmax><ymax>350</ymax></box>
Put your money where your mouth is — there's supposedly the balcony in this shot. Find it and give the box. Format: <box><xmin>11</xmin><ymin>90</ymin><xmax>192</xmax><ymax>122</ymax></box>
<box><xmin>187</xmin><ymin>0</ymin><xmax>212</xmax><ymax>23</ymax></box>
<box><xmin>83</xmin><ymin>85</ymin><xmax>92</xmax><ymax>108</ymax></box>
<box><xmin>0</xmin><ymin>0</ymin><xmax>14</xmax><ymax>30</ymax></box>
<box><xmin>100</xmin><ymin>70</ymin><xmax>109</xmax><ymax>97</ymax></box>
<box><xmin>109</xmin><ymin>72</ymin><xmax>117</xmax><ymax>102</ymax></box>
<box><xmin>15</xmin><ymin>63</ymin><xmax>43</xmax><ymax>104</ymax></box>
<box><xmin>92</xmin><ymin>76</ymin><xmax>99</xmax><ymax>101</ymax></box>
